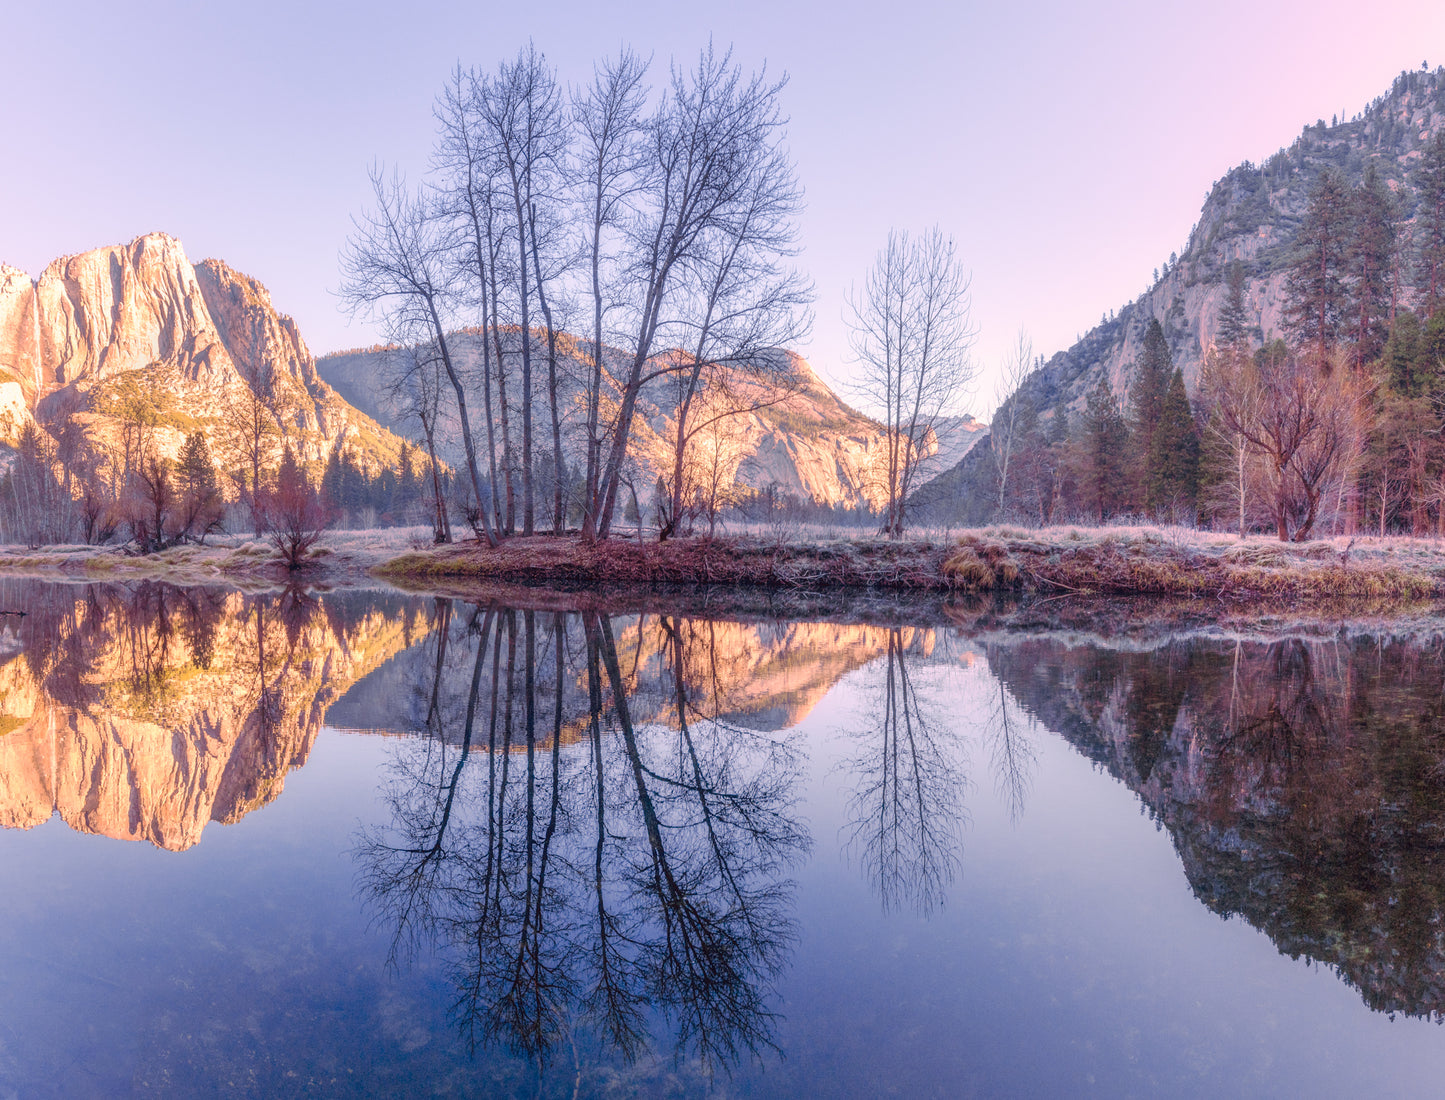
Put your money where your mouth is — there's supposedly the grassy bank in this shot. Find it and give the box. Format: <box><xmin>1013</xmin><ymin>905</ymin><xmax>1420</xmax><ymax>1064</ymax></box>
<box><xmin>374</xmin><ymin>526</ymin><xmax>1445</xmax><ymax>601</ymax></box>
<box><xmin>4</xmin><ymin>524</ymin><xmax>1445</xmax><ymax>603</ymax></box>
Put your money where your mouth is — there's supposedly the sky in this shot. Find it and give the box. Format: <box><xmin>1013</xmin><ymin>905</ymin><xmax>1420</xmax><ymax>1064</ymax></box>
<box><xmin>4</xmin><ymin>0</ymin><xmax>1445</xmax><ymax>416</ymax></box>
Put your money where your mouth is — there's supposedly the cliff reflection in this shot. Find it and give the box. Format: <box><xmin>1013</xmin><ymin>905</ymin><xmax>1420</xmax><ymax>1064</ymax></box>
<box><xmin>0</xmin><ymin>580</ymin><xmax>419</xmax><ymax>850</ymax></box>
<box><xmin>356</xmin><ymin>608</ymin><xmax>809</xmax><ymax>1080</ymax></box>
<box><xmin>987</xmin><ymin>630</ymin><xmax>1445</xmax><ymax>1020</ymax></box>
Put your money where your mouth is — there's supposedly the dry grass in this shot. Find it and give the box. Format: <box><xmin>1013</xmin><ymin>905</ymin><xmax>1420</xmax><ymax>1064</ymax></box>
<box><xmin>375</xmin><ymin>534</ymin><xmax>957</xmax><ymax>591</ymax></box>
<box><xmin>377</xmin><ymin>524</ymin><xmax>1445</xmax><ymax>602</ymax></box>
<box><xmin>5</xmin><ymin>522</ymin><xmax>1445</xmax><ymax>604</ymax></box>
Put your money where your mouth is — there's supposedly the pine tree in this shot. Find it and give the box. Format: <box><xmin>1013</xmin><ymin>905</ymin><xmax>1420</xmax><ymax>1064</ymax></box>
<box><xmin>1285</xmin><ymin>169</ymin><xmax>1352</xmax><ymax>359</ymax></box>
<box><xmin>1347</xmin><ymin>163</ymin><xmax>1398</xmax><ymax>366</ymax></box>
<box><xmin>1381</xmin><ymin>311</ymin><xmax>1424</xmax><ymax>396</ymax></box>
<box><xmin>1148</xmin><ymin>369</ymin><xmax>1201</xmax><ymax>518</ymax></box>
<box><xmin>1129</xmin><ymin>319</ymin><xmax>1172</xmax><ymax>510</ymax></box>
<box><xmin>397</xmin><ymin>443</ymin><xmax>417</xmax><ymax>513</ymax></box>
<box><xmin>1415</xmin><ymin>131</ymin><xmax>1445</xmax><ymax>318</ymax></box>
<box><xmin>176</xmin><ymin>430</ymin><xmax>222</xmax><ymax>542</ymax></box>
<box><xmin>1081</xmin><ymin>377</ymin><xmax>1130</xmax><ymax>522</ymax></box>
<box><xmin>322</xmin><ymin>442</ymin><xmax>344</xmax><ymax>509</ymax></box>
<box><xmin>177</xmin><ymin>431</ymin><xmax>217</xmax><ymax>498</ymax></box>
<box><xmin>1216</xmin><ymin>260</ymin><xmax>1252</xmax><ymax>350</ymax></box>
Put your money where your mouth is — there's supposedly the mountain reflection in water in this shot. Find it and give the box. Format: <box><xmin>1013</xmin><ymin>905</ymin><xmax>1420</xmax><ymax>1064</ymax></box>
<box><xmin>986</xmin><ymin>630</ymin><xmax>1445</xmax><ymax>1021</ymax></box>
<box><xmin>0</xmin><ymin>580</ymin><xmax>420</xmax><ymax>850</ymax></box>
<box><xmin>3</xmin><ymin>582</ymin><xmax>1445</xmax><ymax>1090</ymax></box>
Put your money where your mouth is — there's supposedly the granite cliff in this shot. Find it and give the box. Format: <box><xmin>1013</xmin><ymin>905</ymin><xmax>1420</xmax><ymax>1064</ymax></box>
<box><xmin>0</xmin><ymin>233</ymin><xmax>405</xmax><ymax>471</ymax></box>
<box><xmin>319</xmin><ymin>335</ymin><xmax>984</xmax><ymax>513</ymax></box>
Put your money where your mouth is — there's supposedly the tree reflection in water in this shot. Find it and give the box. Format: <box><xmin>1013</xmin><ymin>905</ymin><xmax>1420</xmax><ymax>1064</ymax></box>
<box><xmin>356</xmin><ymin>607</ymin><xmax>807</xmax><ymax>1084</ymax></box>
<box><xmin>841</xmin><ymin>628</ymin><xmax>968</xmax><ymax>915</ymax></box>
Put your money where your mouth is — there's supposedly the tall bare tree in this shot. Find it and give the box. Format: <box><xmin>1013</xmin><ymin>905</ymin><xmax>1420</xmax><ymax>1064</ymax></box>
<box><xmin>572</xmin><ymin>49</ymin><xmax>650</xmax><ymax>541</ymax></box>
<box><xmin>847</xmin><ymin>227</ymin><xmax>977</xmax><ymax>538</ymax></box>
<box><xmin>384</xmin><ymin>329</ymin><xmax>452</xmax><ymax>543</ymax></box>
<box><xmin>434</xmin><ymin>65</ymin><xmax>510</xmax><ymax>530</ymax></box>
<box><xmin>478</xmin><ymin>44</ymin><xmax>568</xmax><ymax>536</ymax></box>
<box><xmin>340</xmin><ymin>167</ymin><xmax>498</xmax><ymax>546</ymax></box>
<box><xmin>657</xmin><ymin>138</ymin><xmax>812</xmax><ymax>538</ymax></box>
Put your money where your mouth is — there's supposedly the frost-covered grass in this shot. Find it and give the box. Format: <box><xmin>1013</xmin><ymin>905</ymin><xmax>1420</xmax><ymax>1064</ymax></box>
<box><xmin>2</xmin><ymin>521</ymin><xmax>1443</xmax><ymax>602</ymax></box>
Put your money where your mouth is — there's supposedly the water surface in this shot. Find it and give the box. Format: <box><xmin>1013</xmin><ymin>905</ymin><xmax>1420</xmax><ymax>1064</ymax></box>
<box><xmin>0</xmin><ymin>580</ymin><xmax>1442</xmax><ymax>1096</ymax></box>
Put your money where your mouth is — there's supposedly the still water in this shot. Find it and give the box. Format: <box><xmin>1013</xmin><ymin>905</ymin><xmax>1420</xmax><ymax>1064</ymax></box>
<box><xmin>0</xmin><ymin>580</ymin><xmax>1443</xmax><ymax>1096</ymax></box>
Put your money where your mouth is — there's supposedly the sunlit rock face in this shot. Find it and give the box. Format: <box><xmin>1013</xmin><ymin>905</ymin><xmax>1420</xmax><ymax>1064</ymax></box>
<box><xmin>319</xmin><ymin>337</ymin><xmax>986</xmax><ymax>513</ymax></box>
<box><xmin>615</xmin><ymin>617</ymin><xmax>936</xmax><ymax>732</ymax></box>
<box><xmin>0</xmin><ymin>233</ymin><xmax>404</xmax><ymax>466</ymax></box>
<box><xmin>986</xmin><ymin>632</ymin><xmax>1445</xmax><ymax>1020</ymax></box>
<box><xmin>1048</xmin><ymin>73</ymin><xmax>1445</xmax><ymax>403</ymax></box>
<box><xmin>0</xmin><ymin>585</ymin><xmax>419</xmax><ymax>850</ymax></box>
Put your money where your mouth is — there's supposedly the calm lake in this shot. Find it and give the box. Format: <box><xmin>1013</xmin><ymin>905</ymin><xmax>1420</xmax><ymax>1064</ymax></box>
<box><xmin>0</xmin><ymin>580</ymin><xmax>1443</xmax><ymax>1097</ymax></box>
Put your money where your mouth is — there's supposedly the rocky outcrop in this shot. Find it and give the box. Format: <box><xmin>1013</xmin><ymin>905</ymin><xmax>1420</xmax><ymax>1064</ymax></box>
<box><xmin>0</xmin><ymin>233</ymin><xmax>405</xmax><ymax>468</ymax></box>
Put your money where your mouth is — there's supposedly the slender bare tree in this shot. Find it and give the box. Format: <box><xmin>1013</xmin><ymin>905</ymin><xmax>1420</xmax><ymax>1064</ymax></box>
<box><xmin>340</xmin><ymin>166</ymin><xmax>498</xmax><ymax>546</ymax></box>
<box><xmin>478</xmin><ymin>44</ymin><xmax>568</xmax><ymax>535</ymax></box>
<box><xmin>990</xmin><ymin>328</ymin><xmax>1033</xmax><ymax>519</ymax></box>
<box><xmin>657</xmin><ymin>140</ymin><xmax>812</xmax><ymax>538</ymax></box>
<box><xmin>572</xmin><ymin>49</ymin><xmax>650</xmax><ymax>541</ymax></box>
<box><xmin>847</xmin><ymin>227</ymin><xmax>977</xmax><ymax>538</ymax></box>
<box><xmin>433</xmin><ymin>65</ymin><xmax>509</xmax><ymax>530</ymax></box>
<box><xmin>383</xmin><ymin>327</ymin><xmax>452</xmax><ymax>543</ymax></box>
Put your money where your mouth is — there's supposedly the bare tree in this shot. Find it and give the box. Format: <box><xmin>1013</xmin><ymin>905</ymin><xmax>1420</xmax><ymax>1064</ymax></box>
<box><xmin>340</xmin><ymin>167</ymin><xmax>499</xmax><ymax>546</ymax></box>
<box><xmin>219</xmin><ymin>362</ymin><xmax>287</xmax><ymax>536</ymax></box>
<box><xmin>260</xmin><ymin>446</ymin><xmax>335</xmax><ymax>569</ymax></box>
<box><xmin>1199</xmin><ymin>343</ymin><xmax>1266</xmax><ymax>538</ymax></box>
<box><xmin>572</xmin><ymin>49</ymin><xmax>650</xmax><ymax>541</ymax></box>
<box><xmin>477</xmin><ymin>44</ymin><xmax>568</xmax><ymax>536</ymax></box>
<box><xmin>384</xmin><ymin>331</ymin><xmax>452</xmax><ymax>542</ymax></box>
<box><xmin>1211</xmin><ymin>344</ymin><xmax>1367</xmax><ymax>541</ymax></box>
<box><xmin>434</xmin><ymin>65</ymin><xmax>510</xmax><ymax>530</ymax></box>
<box><xmin>591</xmin><ymin>46</ymin><xmax>797</xmax><ymax>540</ymax></box>
<box><xmin>847</xmin><ymin>227</ymin><xmax>977</xmax><ymax>538</ymax></box>
<box><xmin>990</xmin><ymin>328</ymin><xmax>1032</xmax><ymax>518</ymax></box>
<box><xmin>656</xmin><ymin>134</ymin><xmax>812</xmax><ymax>539</ymax></box>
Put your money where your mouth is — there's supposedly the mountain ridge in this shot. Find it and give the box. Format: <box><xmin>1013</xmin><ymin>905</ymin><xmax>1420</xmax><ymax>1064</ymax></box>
<box><xmin>316</xmin><ymin>333</ymin><xmax>986</xmax><ymax>515</ymax></box>
<box><xmin>927</xmin><ymin>66</ymin><xmax>1445</xmax><ymax>522</ymax></box>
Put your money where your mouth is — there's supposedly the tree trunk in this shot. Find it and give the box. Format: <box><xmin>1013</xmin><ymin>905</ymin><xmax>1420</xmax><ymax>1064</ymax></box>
<box><xmin>427</xmin><ymin>294</ymin><xmax>497</xmax><ymax>547</ymax></box>
<box><xmin>528</xmin><ymin>202</ymin><xmax>566</xmax><ymax>535</ymax></box>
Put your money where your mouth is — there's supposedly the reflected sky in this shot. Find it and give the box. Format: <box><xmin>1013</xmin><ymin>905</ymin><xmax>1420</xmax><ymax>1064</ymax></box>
<box><xmin>0</xmin><ymin>581</ymin><xmax>1443</xmax><ymax>1096</ymax></box>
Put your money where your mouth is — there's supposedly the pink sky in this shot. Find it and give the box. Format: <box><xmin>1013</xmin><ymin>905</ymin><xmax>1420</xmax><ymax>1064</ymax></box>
<box><xmin>3</xmin><ymin>0</ymin><xmax>1444</xmax><ymax>413</ymax></box>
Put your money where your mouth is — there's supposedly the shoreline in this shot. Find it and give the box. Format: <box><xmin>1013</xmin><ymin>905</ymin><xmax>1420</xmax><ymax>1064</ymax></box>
<box><xmin>0</xmin><ymin>525</ymin><xmax>1443</xmax><ymax>605</ymax></box>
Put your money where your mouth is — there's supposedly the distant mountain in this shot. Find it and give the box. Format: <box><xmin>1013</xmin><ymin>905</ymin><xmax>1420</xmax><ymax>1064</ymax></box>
<box><xmin>930</xmin><ymin>66</ymin><xmax>1445</xmax><ymax>522</ymax></box>
<box><xmin>317</xmin><ymin>335</ymin><xmax>986</xmax><ymax>513</ymax></box>
<box><xmin>0</xmin><ymin>232</ymin><xmax>406</xmax><ymax>472</ymax></box>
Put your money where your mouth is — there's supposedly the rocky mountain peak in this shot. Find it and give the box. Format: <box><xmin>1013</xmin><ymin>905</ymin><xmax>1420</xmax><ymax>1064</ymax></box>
<box><xmin>0</xmin><ymin>232</ymin><xmax>405</xmax><ymax>472</ymax></box>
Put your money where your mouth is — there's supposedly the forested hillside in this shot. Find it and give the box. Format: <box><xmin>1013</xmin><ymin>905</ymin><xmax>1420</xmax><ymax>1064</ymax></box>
<box><xmin>932</xmin><ymin>66</ymin><xmax>1445</xmax><ymax>539</ymax></box>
